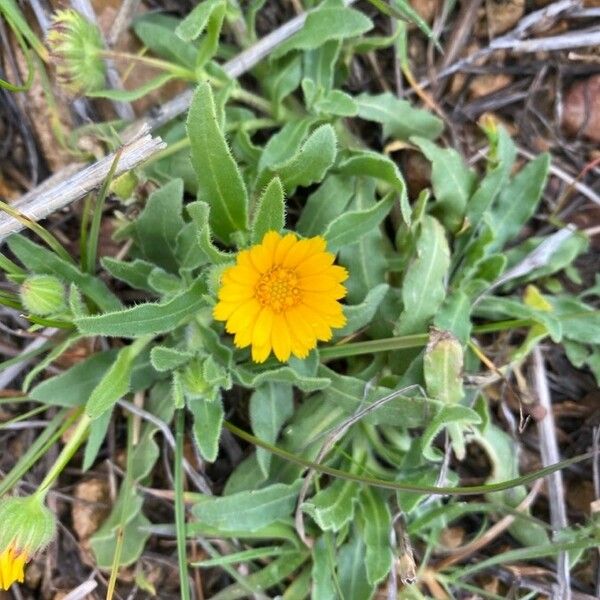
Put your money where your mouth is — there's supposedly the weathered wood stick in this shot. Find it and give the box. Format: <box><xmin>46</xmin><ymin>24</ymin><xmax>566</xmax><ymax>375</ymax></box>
<box><xmin>0</xmin><ymin>125</ymin><xmax>165</xmax><ymax>242</ymax></box>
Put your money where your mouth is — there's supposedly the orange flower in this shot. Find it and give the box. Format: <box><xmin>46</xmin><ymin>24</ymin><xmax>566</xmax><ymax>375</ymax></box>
<box><xmin>0</xmin><ymin>546</ymin><xmax>26</xmax><ymax>591</ymax></box>
<box><xmin>214</xmin><ymin>231</ymin><xmax>348</xmax><ymax>362</ymax></box>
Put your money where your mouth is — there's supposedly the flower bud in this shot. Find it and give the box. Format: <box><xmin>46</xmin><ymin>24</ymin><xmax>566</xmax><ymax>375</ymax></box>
<box><xmin>46</xmin><ymin>9</ymin><xmax>106</xmax><ymax>94</ymax></box>
<box><xmin>0</xmin><ymin>496</ymin><xmax>56</xmax><ymax>590</ymax></box>
<box><xmin>20</xmin><ymin>275</ymin><xmax>65</xmax><ymax>316</ymax></box>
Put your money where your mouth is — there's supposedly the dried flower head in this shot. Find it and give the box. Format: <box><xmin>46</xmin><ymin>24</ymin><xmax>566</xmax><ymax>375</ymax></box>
<box><xmin>46</xmin><ymin>9</ymin><xmax>105</xmax><ymax>94</ymax></box>
<box><xmin>0</xmin><ymin>497</ymin><xmax>56</xmax><ymax>591</ymax></box>
<box><xmin>214</xmin><ymin>231</ymin><xmax>348</xmax><ymax>363</ymax></box>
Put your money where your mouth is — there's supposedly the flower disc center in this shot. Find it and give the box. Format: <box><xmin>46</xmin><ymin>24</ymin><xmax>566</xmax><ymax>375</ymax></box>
<box><xmin>255</xmin><ymin>267</ymin><xmax>300</xmax><ymax>312</ymax></box>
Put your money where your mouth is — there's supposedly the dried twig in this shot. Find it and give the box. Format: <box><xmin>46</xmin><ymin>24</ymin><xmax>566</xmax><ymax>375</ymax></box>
<box><xmin>54</xmin><ymin>580</ymin><xmax>98</xmax><ymax>600</ymax></box>
<box><xmin>106</xmin><ymin>0</ymin><xmax>142</xmax><ymax>47</ymax></box>
<box><xmin>517</xmin><ymin>146</ymin><xmax>600</xmax><ymax>208</ymax></box>
<box><xmin>532</xmin><ymin>347</ymin><xmax>571</xmax><ymax>600</ymax></box>
<box><xmin>0</xmin><ymin>125</ymin><xmax>165</xmax><ymax>242</ymax></box>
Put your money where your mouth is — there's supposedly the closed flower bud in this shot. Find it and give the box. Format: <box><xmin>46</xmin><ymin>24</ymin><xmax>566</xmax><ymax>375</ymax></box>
<box><xmin>20</xmin><ymin>275</ymin><xmax>66</xmax><ymax>316</ymax></box>
<box><xmin>46</xmin><ymin>9</ymin><xmax>106</xmax><ymax>94</ymax></box>
<box><xmin>0</xmin><ymin>496</ymin><xmax>56</xmax><ymax>590</ymax></box>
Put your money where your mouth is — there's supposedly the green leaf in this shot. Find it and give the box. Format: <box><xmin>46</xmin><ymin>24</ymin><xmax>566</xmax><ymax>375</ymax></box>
<box><xmin>311</xmin><ymin>537</ymin><xmax>337</xmax><ymax>600</ymax></box>
<box><xmin>101</xmin><ymin>258</ymin><xmax>156</xmax><ymax>293</ymax></box>
<box><xmin>210</xmin><ymin>551</ymin><xmax>308</xmax><ymax>600</ymax></box>
<box><xmin>251</xmin><ymin>177</ymin><xmax>285</xmax><ymax>243</ymax></box>
<box><xmin>272</xmin><ymin>7</ymin><xmax>372</xmax><ymax>59</ymax></box>
<box><xmin>30</xmin><ymin>351</ymin><xmax>114</xmax><ymax>407</ymax></box>
<box><xmin>250</xmin><ymin>382</ymin><xmax>294</xmax><ymax>477</ymax></box>
<box><xmin>489</xmin><ymin>153</ymin><xmax>550</xmax><ymax>251</ymax></box>
<box><xmin>189</xmin><ymin>396</ymin><xmax>224</xmax><ymax>462</ymax></box>
<box><xmin>133</xmin><ymin>13</ymin><xmax>196</xmax><ymax>68</ymax></box>
<box><xmin>434</xmin><ymin>290</ymin><xmax>472</xmax><ymax>343</ymax></box>
<box><xmin>91</xmin><ymin>499</ymin><xmax>150</xmax><ymax>568</ymax></box>
<box><xmin>336</xmin><ymin>284</ymin><xmax>389</xmax><ymax>337</ymax></box>
<box><xmin>337</xmin><ymin>150</ymin><xmax>409</xmax><ymax>224</ymax></box>
<box><xmin>272</xmin><ymin>124</ymin><xmax>337</xmax><ymax>194</ymax></box>
<box><xmin>313</xmin><ymin>89</ymin><xmax>358</xmax><ymax>117</ymax></box>
<box><xmin>264</xmin><ymin>54</ymin><xmax>302</xmax><ymax>111</ymax></box>
<box><xmin>503</xmin><ymin>232</ymin><xmax>589</xmax><ymax>288</ymax></box>
<box><xmin>128</xmin><ymin>179</ymin><xmax>185</xmax><ymax>272</ymax></box>
<box><xmin>337</xmin><ymin>536</ymin><xmax>373</xmax><ymax>600</ymax></box>
<box><xmin>176</xmin><ymin>0</ymin><xmax>223</xmax><ymax>41</ymax></box>
<box><xmin>83</xmin><ymin>410</ymin><xmax>112</xmax><ymax>470</ymax></box>
<box><xmin>464</xmin><ymin>125</ymin><xmax>516</xmax><ymax>228</ymax></box>
<box><xmin>186</xmin><ymin>201</ymin><xmax>233</xmax><ymax>265</ymax></box>
<box><xmin>188</xmin><ymin>519</ymin><xmax>300</xmax><ymax>546</ymax></box>
<box><xmin>412</xmin><ymin>137</ymin><xmax>477</xmax><ymax>233</ymax></box>
<box><xmin>394</xmin><ymin>215</ymin><xmax>450</xmax><ymax>335</ymax></box>
<box><xmin>358</xmin><ymin>487</ymin><xmax>393</xmax><ymax>586</ymax></box>
<box><xmin>147</xmin><ymin>267</ymin><xmax>182</xmax><ymax>295</ymax></box>
<box><xmin>356</xmin><ymin>92</ymin><xmax>443</xmax><ymax>140</ymax></box>
<box><xmin>324</xmin><ymin>191</ymin><xmax>394</xmax><ymax>253</ymax></box>
<box><xmin>296</xmin><ymin>175</ymin><xmax>355</xmax><ymax>237</ymax></box>
<box><xmin>187</xmin><ymin>82</ymin><xmax>248</xmax><ymax>242</ymax></box>
<box><xmin>549</xmin><ymin>296</ymin><xmax>600</xmax><ymax>345</ymax></box>
<box><xmin>8</xmin><ymin>235</ymin><xmax>120</xmax><ymax>312</ymax></box>
<box><xmin>338</xmin><ymin>180</ymin><xmax>389</xmax><ymax>304</ymax></box>
<box><xmin>318</xmin><ymin>365</ymin><xmax>441</xmax><ymax>428</ymax></box>
<box><xmin>192</xmin><ymin>481</ymin><xmax>302</xmax><ymax>532</ymax></box>
<box><xmin>235</xmin><ymin>358</ymin><xmax>331</xmax><ymax>393</ymax></box>
<box><xmin>303</xmin><ymin>40</ymin><xmax>341</xmax><ymax>94</ymax></box>
<box><xmin>150</xmin><ymin>346</ymin><xmax>193</xmax><ymax>372</ymax></box>
<box><xmin>86</xmin><ymin>337</ymin><xmax>150</xmax><ymax>419</ymax></box>
<box><xmin>75</xmin><ymin>279</ymin><xmax>207</xmax><ymax>338</ymax></box>
<box><xmin>303</xmin><ymin>476</ymin><xmax>361</xmax><ymax>532</ymax></box>
<box><xmin>258</xmin><ymin>118</ymin><xmax>316</xmax><ymax>174</ymax></box>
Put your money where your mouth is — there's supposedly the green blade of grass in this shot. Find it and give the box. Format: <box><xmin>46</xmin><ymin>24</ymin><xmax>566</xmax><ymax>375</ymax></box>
<box><xmin>223</xmin><ymin>421</ymin><xmax>595</xmax><ymax>496</ymax></box>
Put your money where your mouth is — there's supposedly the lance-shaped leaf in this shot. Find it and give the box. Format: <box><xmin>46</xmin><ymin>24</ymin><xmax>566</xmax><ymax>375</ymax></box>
<box><xmin>250</xmin><ymin>382</ymin><xmax>293</xmax><ymax>477</ymax></box>
<box><xmin>192</xmin><ymin>481</ymin><xmax>302</xmax><ymax>531</ymax></box>
<box><xmin>272</xmin><ymin>7</ymin><xmax>372</xmax><ymax>59</ymax></box>
<box><xmin>76</xmin><ymin>279</ymin><xmax>207</xmax><ymax>337</ymax></box>
<box><xmin>394</xmin><ymin>215</ymin><xmax>450</xmax><ymax>335</ymax></box>
<box><xmin>356</xmin><ymin>92</ymin><xmax>443</xmax><ymax>141</ymax></box>
<box><xmin>187</xmin><ymin>82</ymin><xmax>248</xmax><ymax>243</ymax></box>
<box><xmin>189</xmin><ymin>395</ymin><xmax>224</xmax><ymax>462</ymax></box>
<box><xmin>86</xmin><ymin>337</ymin><xmax>151</xmax><ymax>419</ymax></box>
<box><xmin>324</xmin><ymin>191</ymin><xmax>394</xmax><ymax>253</ymax></box>
<box><xmin>489</xmin><ymin>153</ymin><xmax>550</xmax><ymax>251</ymax></box>
<box><xmin>251</xmin><ymin>177</ymin><xmax>285</xmax><ymax>243</ymax></box>
<box><xmin>268</xmin><ymin>124</ymin><xmax>337</xmax><ymax>194</ymax></box>
<box><xmin>412</xmin><ymin>137</ymin><xmax>477</xmax><ymax>233</ymax></box>
<box><xmin>358</xmin><ymin>487</ymin><xmax>393</xmax><ymax>586</ymax></box>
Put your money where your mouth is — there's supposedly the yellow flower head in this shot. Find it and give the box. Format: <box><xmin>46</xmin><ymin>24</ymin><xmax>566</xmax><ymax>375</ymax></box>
<box><xmin>0</xmin><ymin>496</ymin><xmax>56</xmax><ymax>591</ymax></box>
<box><xmin>0</xmin><ymin>546</ymin><xmax>26</xmax><ymax>591</ymax></box>
<box><xmin>214</xmin><ymin>231</ymin><xmax>348</xmax><ymax>363</ymax></box>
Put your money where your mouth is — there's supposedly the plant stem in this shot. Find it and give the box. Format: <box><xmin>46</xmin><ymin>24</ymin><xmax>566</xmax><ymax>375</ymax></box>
<box><xmin>102</xmin><ymin>50</ymin><xmax>195</xmax><ymax>81</ymax></box>
<box><xmin>319</xmin><ymin>318</ymin><xmax>538</xmax><ymax>359</ymax></box>
<box><xmin>85</xmin><ymin>147</ymin><xmax>123</xmax><ymax>274</ymax></box>
<box><xmin>174</xmin><ymin>408</ymin><xmax>192</xmax><ymax>600</ymax></box>
<box><xmin>34</xmin><ymin>412</ymin><xmax>90</xmax><ymax>500</ymax></box>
